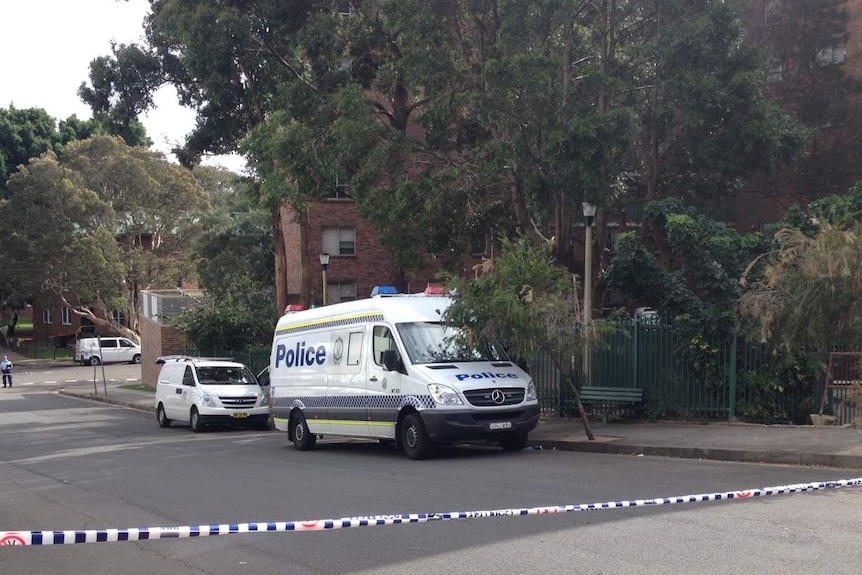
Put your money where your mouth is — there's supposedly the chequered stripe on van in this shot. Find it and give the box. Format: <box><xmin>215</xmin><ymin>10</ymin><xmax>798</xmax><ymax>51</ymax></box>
<box><xmin>275</xmin><ymin>312</ymin><xmax>385</xmax><ymax>335</ymax></box>
<box><xmin>272</xmin><ymin>395</ymin><xmax>436</xmax><ymax>410</ymax></box>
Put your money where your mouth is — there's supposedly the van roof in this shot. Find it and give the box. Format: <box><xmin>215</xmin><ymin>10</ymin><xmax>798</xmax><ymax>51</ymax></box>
<box><xmin>275</xmin><ymin>295</ymin><xmax>452</xmax><ymax>335</ymax></box>
<box><xmin>155</xmin><ymin>355</ymin><xmax>243</xmax><ymax>367</ymax></box>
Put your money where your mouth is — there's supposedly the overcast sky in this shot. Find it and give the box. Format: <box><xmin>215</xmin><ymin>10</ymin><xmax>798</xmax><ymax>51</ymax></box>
<box><xmin>0</xmin><ymin>0</ymin><xmax>244</xmax><ymax>171</ymax></box>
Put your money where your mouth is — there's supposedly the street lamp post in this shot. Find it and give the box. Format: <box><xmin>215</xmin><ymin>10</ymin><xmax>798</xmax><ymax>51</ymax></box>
<box><xmin>582</xmin><ymin>202</ymin><xmax>596</xmax><ymax>385</ymax></box>
<box><xmin>319</xmin><ymin>253</ymin><xmax>330</xmax><ymax>306</ymax></box>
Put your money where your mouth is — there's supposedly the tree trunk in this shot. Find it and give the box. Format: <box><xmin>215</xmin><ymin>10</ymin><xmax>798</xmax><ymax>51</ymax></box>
<box><xmin>273</xmin><ymin>205</ymin><xmax>288</xmax><ymax>314</ymax></box>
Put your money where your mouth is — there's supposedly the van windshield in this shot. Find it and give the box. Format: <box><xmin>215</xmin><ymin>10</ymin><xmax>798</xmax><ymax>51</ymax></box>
<box><xmin>396</xmin><ymin>322</ymin><xmax>508</xmax><ymax>364</ymax></box>
<box><xmin>194</xmin><ymin>366</ymin><xmax>258</xmax><ymax>385</ymax></box>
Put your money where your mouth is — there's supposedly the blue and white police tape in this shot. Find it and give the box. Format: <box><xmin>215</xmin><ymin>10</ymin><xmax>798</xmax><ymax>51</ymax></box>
<box><xmin>2</xmin><ymin>476</ymin><xmax>861</xmax><ymax>547</ymax></box>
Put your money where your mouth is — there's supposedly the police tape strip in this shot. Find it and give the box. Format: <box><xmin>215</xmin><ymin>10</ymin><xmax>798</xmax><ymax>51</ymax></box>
<box><xmin>2</xmin><ymin>477</ymin><xmax>861</xmax><ymax>547</ymax></box>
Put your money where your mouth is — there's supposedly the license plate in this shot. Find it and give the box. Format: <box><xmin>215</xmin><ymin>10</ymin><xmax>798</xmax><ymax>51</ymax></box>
<box><xmin>489</xmin><ymin>421</ymin><xmax>512</xmax><ymax>430</ymax></box>
<box><xmin>232</xmin><ymin>412</ymin><xmax>248</xmax><ymax>419</ymax></box>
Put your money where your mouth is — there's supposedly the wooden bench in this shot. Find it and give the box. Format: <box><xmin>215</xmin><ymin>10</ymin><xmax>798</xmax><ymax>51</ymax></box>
<box><xmin>579</xmin><ymin>386</ymin><xmax>644</xmax><ymax>423</ymax></box>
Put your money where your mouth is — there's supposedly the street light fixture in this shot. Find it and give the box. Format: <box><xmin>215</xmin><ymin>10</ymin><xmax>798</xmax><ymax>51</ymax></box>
<box><xmin>582</xmin><ymin>202</ymin><xmax>596</xmax><ymax>385</ymax></box>
<box><xmin>319</xmin><ymin>253</ymin><xmax>330</xmax><ymax>306</ymax></box>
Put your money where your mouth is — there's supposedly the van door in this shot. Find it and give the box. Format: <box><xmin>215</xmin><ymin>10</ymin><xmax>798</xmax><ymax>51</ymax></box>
<box><xmin>365</xmin><ymin>325</ymin><xmax>402</xmax><ymax>440</ymax></box>
<box><xmin>99</xmin><ymin>338</ymin><xmax>119</xmax><ymax>363</ymax></box>
<box><xmin>159</xmin><ymin>364</ymin><xmax>184</xmax><ymax>420</ymax></box>
<box><xmin>327</xmin><ymin>329</ymin><xmax>370</xmax><ymax>437</ymax></box>
<box><xmin>178</xmin><ymin>365</ymin><xmax>197</xmax><ymax>422</ymax></box>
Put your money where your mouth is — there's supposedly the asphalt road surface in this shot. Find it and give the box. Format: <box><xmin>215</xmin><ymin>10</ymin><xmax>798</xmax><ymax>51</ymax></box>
<box><xmin>1</xmin><ymin>374</ymin><xmax>860</xmax><ymax>574</ymax></box>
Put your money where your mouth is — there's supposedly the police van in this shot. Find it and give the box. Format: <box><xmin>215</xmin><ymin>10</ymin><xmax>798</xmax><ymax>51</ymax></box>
<box><xmin>269</xmin><ymin>288</ymin><xmax>540</xmax><ymax>459</ymax></box>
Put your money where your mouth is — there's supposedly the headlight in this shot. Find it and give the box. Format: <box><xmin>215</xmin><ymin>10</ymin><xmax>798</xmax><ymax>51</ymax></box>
<box><xmin>200</xmin><ymin>393</ymin><xmax>218</xmax><ymax>408</ymax></box>
<box><xmin>526</xmin><ymin>380</ymin><xmax>537</xmax><ymax>401</ymax></box>
<box><xmin>428</xmin><ymin>383</ymin><xmax>463</xmax><ymax>405</ymax></box>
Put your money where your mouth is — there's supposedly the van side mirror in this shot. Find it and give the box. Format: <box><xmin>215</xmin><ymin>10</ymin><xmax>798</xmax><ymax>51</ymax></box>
<box><xmin>382</xmin><ymin>349</ymin><xmax>399</xmax><ymax>371</ymax></box>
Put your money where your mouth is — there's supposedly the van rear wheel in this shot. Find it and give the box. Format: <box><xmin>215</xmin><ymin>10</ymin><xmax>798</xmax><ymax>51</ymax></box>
<box><xmin>291</xmin><ymin>412</ymin><xmax>316</xmax><ymax>451</ymax></box>
<box><xmin>89</xmin><ymin>356</ymin><xmax>101</xmax><ymax>366</ymax></box>
<box><xmin>157</xmin><ymin>404</ymin><xmax>171</xmax><ymax>428</ymax></box>
<box><xmin>401</xmin><ymin>413</ymin><xmax>432</xmax><ymax>460</ymax></box>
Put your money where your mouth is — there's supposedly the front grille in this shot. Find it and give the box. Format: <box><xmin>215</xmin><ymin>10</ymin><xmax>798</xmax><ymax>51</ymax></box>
<box><xmin>219</xmin><ymin>396</ymin><xmax>258</xmax><ymax>409</ymax></box>
<box><xmin>463</xmin><ymin>387</ymin><xmax>524</xmax><ymax>407</ymax></box>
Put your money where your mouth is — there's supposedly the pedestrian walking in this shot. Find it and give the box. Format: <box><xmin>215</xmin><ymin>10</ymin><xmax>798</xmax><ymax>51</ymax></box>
<box><xmin>1</xmin><ymin>355</ymin><xmax>12</xmax><ymax>388</ymax></box>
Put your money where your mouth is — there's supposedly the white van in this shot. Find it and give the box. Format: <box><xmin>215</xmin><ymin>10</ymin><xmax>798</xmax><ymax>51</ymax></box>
<box><xmin>269</xmin><ymin>289</ymin><xmax>540</xmax><ymax>459</ymax></box>
<box><xmin>154</xmin><ymin>357</ymin><xmax>271</xmax><ymax>432</ymax></box>
<box><xmin>75</xmin><ymin>337</ymin><xmax>141</xmax><ymax>365</ymax></box>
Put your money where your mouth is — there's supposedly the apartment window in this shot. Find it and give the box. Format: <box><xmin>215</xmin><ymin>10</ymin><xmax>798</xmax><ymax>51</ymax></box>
<box><xmin>766</xmin><ymin>64</ymin><xmax>784</xmax><ymax>83</ymax></box>
<box><xmin>42</xmin><ymin>308</ymin><xmax>52</xmax><ymax>324</ymax></box>
<box><xmin>111</xmin><ymin>310</ymin><xmax>126</xmax><ymax>325</ymax></box>
<box><xmin>322</xmin><ymin>227</ymin><xmax>356</xmax><ymax>256</ymax></box>
<box><xmin>337</xmin><ymin>1</ymin><xmax>351</xmax><ymax>16</ymax></box>
<box><xmin>816</xmin><ymin>44</ymin><xmax>846</xmax><ymax>66</ymax></box>
<box><xmin>61</xmin><ymin>306</ymin><xmax>72</xmax><ymax>325</ymax></box>
<box><xmin>327</xmin><ymin>177</ymin><xmax>353</xmax><ymax>200</ymax></box>
<box><xmin>327</xmin><ymin>282</ymin><xmax>357</xmax><ymax>303</ymax></box>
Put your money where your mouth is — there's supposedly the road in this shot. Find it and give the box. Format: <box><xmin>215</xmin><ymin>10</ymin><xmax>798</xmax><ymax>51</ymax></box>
<box><xmin>0</xmin><ymin>365</ymin><xmax>860</xmax><ymax>574</ymax></box>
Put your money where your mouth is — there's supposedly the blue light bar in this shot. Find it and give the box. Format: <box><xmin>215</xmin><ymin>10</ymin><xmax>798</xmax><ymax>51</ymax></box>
<box><xmin>370</xmin><ymin>286</ymin><xmax>399</xmax><ymax>296</ymax></box>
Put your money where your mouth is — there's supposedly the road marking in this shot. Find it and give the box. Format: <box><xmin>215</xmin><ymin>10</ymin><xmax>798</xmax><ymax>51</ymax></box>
<box><xmin>44</xmin><ymin>381</ymin><xmax>57</xmax><ymax>384</ymax></box>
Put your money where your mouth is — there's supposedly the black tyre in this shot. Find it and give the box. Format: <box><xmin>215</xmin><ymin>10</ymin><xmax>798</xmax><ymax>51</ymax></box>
<box><xmin>401</xmin><ymin>413</ymin><xmax>432</xmax><ymax>460</ymax></box>
<box><xmin>157</xmin><ymin>404</ymin><xmax>172</xmax><ymax>428</ymax></box>
<box><xmin>89</xmin><ymin>356</ymin><xmax>101</xmax><ymax>366</ymax></box>
<box><xmin>291</xmin><ymin>412</ymin><xmax>316</xmax><ymax>451</ymax></box>
<box><xmin>499</xmin><ymin>433</ymin><xmax>529</xmax><ymax>452</ymax></box>
<box><xmin>190</xmin><ymin>407</ymin><xmax>205</xmax><ymax>433</ymax></box>
<box><xmin>132</xmin><ymin>354</ymin><xmax>141</xmax><ymax>364</ymax></box>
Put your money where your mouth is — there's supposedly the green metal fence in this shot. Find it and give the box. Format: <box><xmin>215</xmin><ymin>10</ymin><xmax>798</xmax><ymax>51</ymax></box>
<box><xmin>533</xmin><ymin>318</ymin><xmax>825</xmax><ymax>424</ymax></box>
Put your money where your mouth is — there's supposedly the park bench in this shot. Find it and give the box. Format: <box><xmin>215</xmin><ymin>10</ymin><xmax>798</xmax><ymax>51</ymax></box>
<box><xmin>579</xmin><ymin>386</ymin><xmax>644</xmax><ymax>423</ymax></box>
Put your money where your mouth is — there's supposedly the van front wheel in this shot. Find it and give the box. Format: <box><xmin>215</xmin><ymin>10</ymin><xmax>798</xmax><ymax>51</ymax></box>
<box><xmin>401</xmin><ymin>414</ymin><xmax>431</xmax><ymax>460</ymax></box>
<box><xmin>291</xmin><ymin>412</ymin><xmax>316</xmax><ymax>451</ymax></box>
<box><xmin>190</xmin><ymin>407</ymin><xmax>205</xmax><ymax>433</ymax></box>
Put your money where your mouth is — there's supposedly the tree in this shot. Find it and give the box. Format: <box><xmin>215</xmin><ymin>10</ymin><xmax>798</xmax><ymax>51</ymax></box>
<box><xmin>0</xmin><ymin>106</ymin><xmax>66</xmax><ymax>195</ymax></box>
<box><xmin>443</xmin><ymin>235</ymin><xmax>598</xmax><ymax>440</ymax></box>
<box><xmin>0</xmin><ymin>135</ymin><xmax>209</xmax><ymax>340</ymax></box>
<box><xmin>739</xmin><ymin>181</ymin><xmax>862</xmax><ymax>354</ymax></box>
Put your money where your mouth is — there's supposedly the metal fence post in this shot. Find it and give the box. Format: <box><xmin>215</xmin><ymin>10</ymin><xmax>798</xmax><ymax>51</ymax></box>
<box><xmin>728</xmin><ymin>334</ymin><xmax>738</xmax><ymax>422</ymax></box>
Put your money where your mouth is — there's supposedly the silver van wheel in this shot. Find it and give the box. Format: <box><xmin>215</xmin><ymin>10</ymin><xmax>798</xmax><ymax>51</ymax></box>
<box><xmin>190</xmin><ymin>407</ymin><xmax>204</xmax><ymax>432</ymax></box>
<box><xmin>157</xmin><ymin>404</ymin><xmax>171</xmax><ymax>428</ymax></box>
<box><xmin>401</xmin><ymin>413</ymin><xmax>431</xmax><ymax>460</ymax></box>
<box><xmin>291</xmin><ymin>412</ymin><xmax>316</xmax><ymax>451</ymax></box>
<box><xmin>89</xmin><ymin>356</ymin><xmax>101</xmax><ymax>366</ymax></box>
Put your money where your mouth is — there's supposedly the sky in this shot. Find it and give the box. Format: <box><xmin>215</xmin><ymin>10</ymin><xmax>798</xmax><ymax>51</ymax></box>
<box><xmin>0</xmin><ymin>0</ymin><xmax>245</xmax><ymax>172</ymax></box>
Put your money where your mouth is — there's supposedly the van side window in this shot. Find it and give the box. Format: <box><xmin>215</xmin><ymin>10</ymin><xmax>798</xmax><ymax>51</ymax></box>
<box><xmin>373</xmin><ymin>326</ymin><xmax>396</xmax><ymax>366</ymax></box>
<box><xmin>182</xmin><ymin>366</ymin><xmax>195</xmax><ymax>386</ymax></box>
<box><xmin>347</xmin><ymin>331</ymin><xmax>363</xmax><ymax>366</ymax></box>
<box><xmin>119</xmin><ymin>339</ymin><xmax>133</xmax><ymax>348</ymax></box>
<box><xmin>101</xmin><ymin>339</ymin><xmax>118</xmax><ymax>348</ymax></box>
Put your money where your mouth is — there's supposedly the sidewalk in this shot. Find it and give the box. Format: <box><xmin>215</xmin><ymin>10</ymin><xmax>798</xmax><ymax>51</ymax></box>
<box><xmin>50</xmin><ymin>376</ymin><xmax>862</xmax><ymax>470</ymax></box>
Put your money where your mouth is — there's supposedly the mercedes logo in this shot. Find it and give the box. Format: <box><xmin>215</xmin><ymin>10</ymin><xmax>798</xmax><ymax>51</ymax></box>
<box><xmin>490</xmin><ymin>389</ymin><xmax>506</xmax><ymax>404</ymax></box>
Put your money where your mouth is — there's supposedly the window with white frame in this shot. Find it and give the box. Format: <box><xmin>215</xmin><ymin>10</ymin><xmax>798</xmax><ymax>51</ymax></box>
<box><xmin>111</xmin><ymin>310</ymin><xmax>126</xmax><ymax>325</ymax></box>
<box><xmin>42</xmin><ymin>308</ymin><xmax>52</xmax><ymax>324</ymax></box>
<box><xmin>327</xmin><ymin>176</ymin><xmax>353</xmax><ymax>200</ymax></box>
<box><xmin>337</xmin><ymin>0</ymin><xmax>351</xmax><ymax>16</ymax></box>
<box><xmin>816</xmin><ymin>44</ymin><xmax>846</xmax><ymax>66</ymax></box>
<box><xmin>322</xmin><ymin>227</ymin><xmax>356</xmax><ymax>256</ymax></box>
<box><xmin>766</xmin><ymin>63</ymin><xmax>784</xmax><ymax>83</ymax></box>
<box><xmin>61</xmin><ymin>306</ymin><xmax>72</xmax><ymax>325</ymax></box>
<box><xmin>327</xmin><ymin>282</ymin><xmax>357</xmax><ymax>303</ymax></box>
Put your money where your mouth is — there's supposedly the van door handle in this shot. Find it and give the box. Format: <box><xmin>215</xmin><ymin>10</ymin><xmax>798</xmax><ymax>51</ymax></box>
<box><xmin>175</xmin><ymin>389</ymin><xmax>182</xmax><ymax>394</ymax></box>
<box><xmin>369</xmin><ymin>376</ymin><xmax>378</xmax><ymax>382</ymax></box>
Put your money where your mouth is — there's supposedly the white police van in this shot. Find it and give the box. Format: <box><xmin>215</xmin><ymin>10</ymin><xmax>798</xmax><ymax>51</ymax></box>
<box><xmin>269</xmin><ymin>287</ymin><xmax>540</xmax><ymax>459</ymax></box>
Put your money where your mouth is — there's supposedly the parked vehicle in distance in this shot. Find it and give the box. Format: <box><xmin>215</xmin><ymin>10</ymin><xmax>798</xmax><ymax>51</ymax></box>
<box><xmin>269</xmin><ymin>286</ymin><xmax>540</xmax><ymax>460</ymax></box>
<box><xmin>154</xmin><ymin>356</ymin><xmax>271</xmax><ymax>432</ymax></box>
<box><xmin>75</xmin><ymin>337</ymin><xmax>141</xmax><ymax>365</ymax></box>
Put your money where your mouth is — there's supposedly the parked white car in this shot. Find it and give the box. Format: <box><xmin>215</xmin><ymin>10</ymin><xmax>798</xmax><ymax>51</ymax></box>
<box><xmin>154</xmin><ymin>356</ymin><xmax>271</xmax><ymax>432</ymax></box>
<box><xmin>75</xmin><ymin>337</ymin><xmax>141</xmax><ymax>365</ymax></box>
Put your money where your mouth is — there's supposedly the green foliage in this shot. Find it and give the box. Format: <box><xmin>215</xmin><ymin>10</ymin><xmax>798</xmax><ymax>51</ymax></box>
<box><xmin>443</xmin><ymin>235</ymin><xmax>591</xmax><ymax>365</ymax></box>
<box><xmin>0</xmin><ymin>135</ymin><xmax>209</xmax><ymax>334</ymax></box>
<box><xmin>172</xmin><ymin>287</ymin><xmax>277</xmax><ymax>351</ymax></box>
